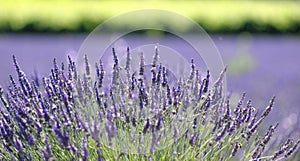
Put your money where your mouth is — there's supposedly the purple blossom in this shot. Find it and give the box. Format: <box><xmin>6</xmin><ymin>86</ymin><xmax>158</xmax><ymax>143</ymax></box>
<box><xmin>81</xmin><ymin>135</ymin><xmax>89</xmax><ymax>161</ymax></box>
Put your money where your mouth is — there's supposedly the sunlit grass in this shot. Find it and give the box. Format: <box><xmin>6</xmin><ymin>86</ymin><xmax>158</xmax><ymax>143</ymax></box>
<box><xmin>0</xmin><ymin>0</ymin><xmax>299</xmax><ymax>33</ymax></box>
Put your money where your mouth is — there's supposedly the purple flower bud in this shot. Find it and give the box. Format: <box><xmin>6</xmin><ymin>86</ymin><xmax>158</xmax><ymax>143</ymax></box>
<box><xmin>82</xmin><ymin>135</ymin><xmax>89</xmax><ymax>161</ymax></box>
<box><xmin>143</xmin><ymin>118</ymin><xmax>150</xmax><ymax>134</ymax></box>
<box><xmin>84</xmin><ymin>54</ymin><xmax>90</xmax><ymax>77</ymax></box>
<box><xmin>125</xmin><ymin>46</ymin><xmax>131</xmax><ymax>72</ymax></box>
<box><xmin>189</xmin><ymin>132</ymin><xmax>199</xmax><ymax>146</ymax></box>
<box><xmin>245</xmin><ymin>117</ymin><xmax>264</xmax><ymax>140</ymax></box>
<box><xmin>224</xmin><ymin>99</ymin><xmax>231</xmax><ymax>121</ymax></box>
<box><xmin>152</xmin><ymin>46</ymin><xmax>159</xmax><ymax>72</ymax></box>
<box><xmin>139</xmin><ymin>52</ymin><xmax>145</xmax><ymax>77</ymax></box>
<box><xmin>188</xmin><ymin>59</ymin><xmax>195</xmax><ymax>85</ymax></box>
<box><xmin>252</xmin><ymin>146</ymin><xmax>264</xmax><ymax>159</ymax></box>
<box><xmin>215</xmin><ymin>122</ymin><xmax>230</xmax><ymax>141</ymax></box>
<box><xmin>228</xmin><ymin>120</ymin><xmax>236</xmax><ymax>134</ymax></box>
<box><xmin>72</xmin><ymin>61</ymin><xmax>78</xmax><ymax>80</ymax></box>
<box><xmin>162</xmin><ymin>67</ymin><xmax>168</xmax><ymax>87</ymax></box>
<box><xmin>132</xmin><ymin>117</ymin><xmax>136</xmax><ymax>127</ymax></box>
<box><xmin>197</xmin><ymin>78</ymin><xmax>205</xmax><ymax>101</ymax></box>
<box><xmin>193</xmin><ymin>118</ymin><xmax>197</xmax><ymax>129</ymax></box>
<box><xmin>260</xmin><ymin>123</ymin><xmax>278</xmax><ymax>146</ymax></box>
<box><xmin>272</xmin><ymin>139</ymin><xmax>293</xmax><ymax>160</ymax></box>
<box><xmin>203</xmin><ymin>70</ymin><xmax>210</xmax><ymax>93</ymax></box>
<box><xmin>200</xmin><ymin>94</ymin><xmax>211</xmax><ymax>111</ymax></box>
<box><xmin>245</xmin><ymin>100</ymin><xmax>253</xmax><ymax>123</ymax></box>
<box><xmin>96</xmin><ymin>61</ymin><xmax>105</xmax><ymax>88</ymax></box>
<box><xmin>284</xmin><ymin>139</ymin><xmax>300</xmax><ymax>158</ymax></box>
<box><xmin>260</xmin><ymin>96</ymin><xmax>275</xmax><ymax>119</ymax></box>
<box><xmin>231</xmin><ymin>141</ymin><xmax>241</xmax><ymax>156</ymax></box>
<box><xmin>156</xmin><ymin>114</ymin><xmax>162</xmax><ymax>130</ymax></box>
<box><xmin>248</xmin><ymin>113</ymin><xmax>258</xmax><ymax>129</ymax></box>
<box><xmin>156</xmin><ymin>64</ymin><xmax>162</xmax><ymax>85</ymax></box>
<box><xmin>130</xmin><ymin>74</ymin><xmax>136</xmax><ymax>91</ymax></box>
<box><xmin>26</xmin><ymin>134</ymin><xmax>35</xmax><ymax>145</ymax></box>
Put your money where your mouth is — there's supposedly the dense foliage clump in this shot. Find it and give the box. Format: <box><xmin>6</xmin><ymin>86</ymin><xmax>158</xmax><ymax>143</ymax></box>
<box><xmin>0</xmin><ymin>48</ymin><xmax>299</xmax><ymax>160</ymax></box>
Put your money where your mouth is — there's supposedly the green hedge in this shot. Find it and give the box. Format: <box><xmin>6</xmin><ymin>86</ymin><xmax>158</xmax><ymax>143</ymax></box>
<box><xmin>0</xmin><ymin>0</ymin><xmax>300</xmax><ymax>33</ymax></box>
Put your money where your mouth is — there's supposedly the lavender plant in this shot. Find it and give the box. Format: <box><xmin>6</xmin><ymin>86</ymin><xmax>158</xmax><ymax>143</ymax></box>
<box><xmin>0</xmin><ymin>48</ymin><xmax>299</xmax><ymax>161</ymax></box>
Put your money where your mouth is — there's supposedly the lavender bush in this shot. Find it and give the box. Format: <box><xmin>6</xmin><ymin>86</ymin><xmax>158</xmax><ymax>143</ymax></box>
<box><xmin>0</xmin><ymin>48</ymin><xmax>299</xmax><ymax>161</ymax></box>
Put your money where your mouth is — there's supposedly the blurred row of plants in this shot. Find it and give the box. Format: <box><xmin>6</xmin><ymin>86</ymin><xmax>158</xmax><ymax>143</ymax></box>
<box><xmin>0</xmin><ymin>0</ymin><xmax>299</xmax><ymax>33</ymax></box>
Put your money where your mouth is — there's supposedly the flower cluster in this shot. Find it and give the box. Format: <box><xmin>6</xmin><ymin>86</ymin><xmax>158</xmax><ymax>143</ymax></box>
<box><xmin>0</xmin><ymin>48</ymin><xmax>299</xmax><ymax>160</ymax></box>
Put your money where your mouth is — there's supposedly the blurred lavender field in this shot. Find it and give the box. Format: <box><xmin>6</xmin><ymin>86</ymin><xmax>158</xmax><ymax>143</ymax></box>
<box><xmin>0</xmin><ymin>34</ymin><xmax>299</xmax><ymax>134</ymax></box>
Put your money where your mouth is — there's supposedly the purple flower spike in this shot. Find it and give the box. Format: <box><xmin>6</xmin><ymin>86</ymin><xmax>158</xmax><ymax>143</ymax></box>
<box><xmin>81</xmin><ymin>135</ymin><xmax>89</xmax><ymax>161</ymax></box>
